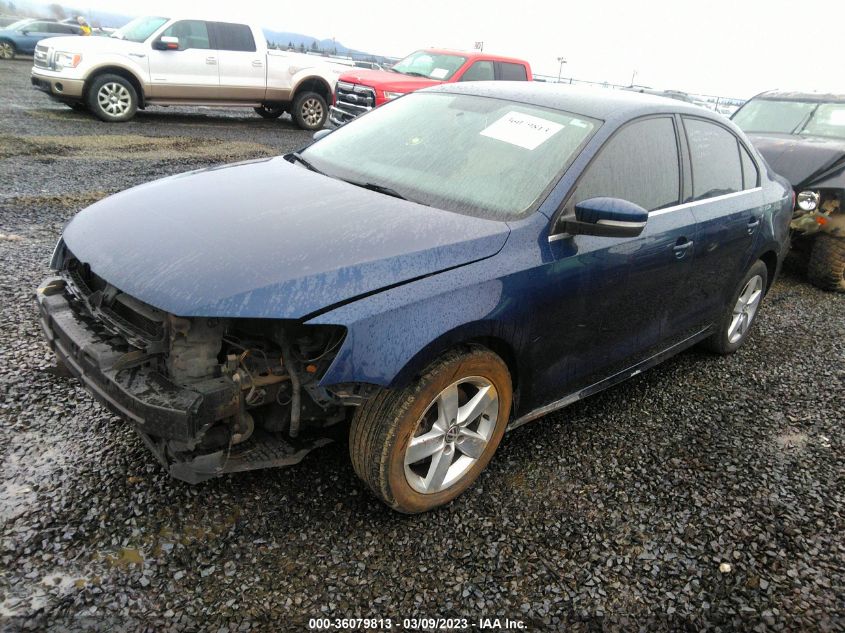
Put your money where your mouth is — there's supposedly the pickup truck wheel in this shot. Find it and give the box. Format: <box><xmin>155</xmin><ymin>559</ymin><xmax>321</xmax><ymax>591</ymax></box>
<box><xmin>0</xmin><ymin>41</ymin><xmax>14</xmax><ymax>60</ymax></box>
<box><xmin>292</xmin><ymin>91</ymin><xmax>327</xmax><ymax>130</ymax></box>
<box><xmin>702</xmin><ymin>260</ymin><xmax>768</xmax><ymax>355</ymax></box>
<box><xmin>349</xmin><ymin>348</ymin><xmax>512</xmax><ymax>513</ymax></box>
<box><xmin>807</xmin><ymin>234</ymin><xmax>845</xmax><ymax>292</ymax></box>
<box><xmin>87</xmin><ymin>74</ymin><xmax>138</xmax><ymax>122</ymax></box>
<box><xmin>254</xmin><ymin>104</ymin><xmax>285</xmax><ymax>119</ymax></box>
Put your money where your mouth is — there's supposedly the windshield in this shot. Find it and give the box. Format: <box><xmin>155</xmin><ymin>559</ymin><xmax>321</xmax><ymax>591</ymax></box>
<box><xmin>111</xmin><ymin>16</ymin><xmax>168</xmax><ymax>42</ymax></box>
<box><xmin>733</xmin><ymin>98</ymin><xmax>845</xmax><ymax>139</ymax></box>
<box><xmin>391</xmin><ymin>51</ymin><xmax>467</xmax><ymax>80</ymax></box>
<box><xmin>301</xmin><ymin>93</ymin><xmax>600</xmax><ymax>219</ymax></box>
<box><xmin>6</xmin><ymin>18</ymin><xmax>35</xmax><ymax>31</ymax></box>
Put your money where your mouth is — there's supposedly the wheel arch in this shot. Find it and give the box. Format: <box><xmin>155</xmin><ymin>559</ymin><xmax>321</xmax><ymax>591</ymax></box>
<box><xmin>84</xmin><ymin>66</ymin><xmax>145</xmax><ymax>107</ymax></box>
<box><xmin>292</xmin><ymin>75</ymin><xmax>333</xmax><ymax>105</ymax></box>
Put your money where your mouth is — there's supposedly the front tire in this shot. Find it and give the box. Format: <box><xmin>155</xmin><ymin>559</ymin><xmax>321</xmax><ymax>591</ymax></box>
<box><xmin>0</xmin><ymin>40</ymin><xmax>15</xmax><ymax>60</ymax></box>
<box><xmin>292</xmin><ymin>91</ymin><xmax>327</xmax><ymax>130</ymax></box>
<box><xmin>254</xmin><ymin>103</ymin><xmax>285</xmax><ymax>119</ymax></box>
<box><xmin>350</xmin><ymin>348</ymin><xmax>512</xmax><ymax>513</ymax></box>
<box><xmin>87</xmin><ymin>74</ymin><xmax>138</xmax><ymax>122</ymax></box>
<box><xmin>807</xmin><ymin>234</ymin><xmax>845</xmax><ymax>292</ymax></box>
<box><xmin>702</xmin><ymin>260</ymin><xmax>768</xmax><ymax>355</ymax></box>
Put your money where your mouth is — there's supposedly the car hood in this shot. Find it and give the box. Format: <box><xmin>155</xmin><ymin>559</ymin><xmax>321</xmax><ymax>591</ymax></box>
<box><xmin>61</xmin><ymin>157</ymin><xmax>510</xmax><ymax>319</ymax></box>
<box><xmin>338</xmin><ymin>68</ymin><xmax>441</xmax><ymax>93</ymax></box>
<box><xmin>747</xmin><ymin>132</ymin><xmax>845</xmax><ymax>189</ymax></box>
<box><xmin>33</xmin><ymin>34</ymin><xmax>143</xmax><ymax>53</ymax></box>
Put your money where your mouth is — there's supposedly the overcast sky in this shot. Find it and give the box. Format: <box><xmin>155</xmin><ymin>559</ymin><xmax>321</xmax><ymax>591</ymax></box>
<box><xmin>35</xmin><ymin>0</ymin><xmax>845</xmax><ymax>98</ymax></box>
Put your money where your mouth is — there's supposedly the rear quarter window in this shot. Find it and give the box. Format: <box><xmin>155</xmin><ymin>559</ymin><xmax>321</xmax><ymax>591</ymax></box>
<box><xmin>683</xmin><ymin>117</ymin><xmax>743</xmax><ymax>201</ymax></box>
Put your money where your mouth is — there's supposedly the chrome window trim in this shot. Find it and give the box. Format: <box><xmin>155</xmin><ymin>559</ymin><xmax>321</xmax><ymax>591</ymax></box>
<box><xmin>548</xmin><ymin>186</ymin><xmax>762</xmax><ymax>242</ymax></box>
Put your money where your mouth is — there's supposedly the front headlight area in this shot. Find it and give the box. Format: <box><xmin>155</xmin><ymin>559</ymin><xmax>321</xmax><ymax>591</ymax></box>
<box><xmin>383</xmin><ymin>91</ymin><xmax>406</xmax><ymax>101</ymax></box>
<box><xmin>52</xmin><ymin>50</ymin><xmax>82</xmax><ymax>70</ymax></box>
<box><xmin>791</xmin><ymin>189</ymin><xmax>842</xmax><ymax>234</ymax></box>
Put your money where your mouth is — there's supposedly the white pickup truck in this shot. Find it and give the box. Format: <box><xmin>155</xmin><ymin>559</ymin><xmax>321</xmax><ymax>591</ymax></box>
<box><xmin>30</xmin><ymin>15</ymin><xmax>346</xmax><ymax>129</ymax></box>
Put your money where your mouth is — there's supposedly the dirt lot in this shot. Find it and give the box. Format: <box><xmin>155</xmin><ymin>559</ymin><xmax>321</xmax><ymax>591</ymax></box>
<box><xmin>1</xmin><ymin>60</ymin><xmax>844</xmax><ymax>631</ymax></box>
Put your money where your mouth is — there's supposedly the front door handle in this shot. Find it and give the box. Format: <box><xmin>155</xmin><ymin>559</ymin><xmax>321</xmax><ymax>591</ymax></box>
<box><xmin>673</xmin><ymin>239</ymin><xmax>694</xmax><ymax>260</ymax></box>
<box><xmin>747</xmin><ymin>217</ymin><xmax>760</xmax><ymax>234</ymax></box>
<box><xmin>206</xmin><ymin>56</ymin><xmax>217</xmax><ymax>65</ymax></box>
<box><xmin>252</xmin><ymin>60</ymin><xmax>263</xmax><ymax>67</ymax></box>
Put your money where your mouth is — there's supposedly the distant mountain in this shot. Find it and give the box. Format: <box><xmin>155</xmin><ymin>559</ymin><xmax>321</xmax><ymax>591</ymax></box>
<box><xmin>7</xmin><ymin>0</ymin><xmax>394</xmax><ymax>61</ymax></box>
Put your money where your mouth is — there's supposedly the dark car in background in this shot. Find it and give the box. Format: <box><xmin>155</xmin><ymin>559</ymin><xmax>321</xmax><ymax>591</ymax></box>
<box><xmin>0</xmin><ymin>18</ymin><xmax>82</xmax><ymax>59</ymax></box>
<box><xmin>733</xmin><ymin>91</ymin><xmax>845</xmax><ymax>291</ymax></box>
<box><xmin>36</xmin><ymin>84</ymin><xmax>791</xmax><ymax>512</ymax></box>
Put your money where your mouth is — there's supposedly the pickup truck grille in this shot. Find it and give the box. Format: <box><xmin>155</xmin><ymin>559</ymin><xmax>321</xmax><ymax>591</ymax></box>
<box><xmin>33</xmin><ymin>45</ymin><xmax>52</xmax><ymax>69</ymax></box>
<box><xmin>330</xmin><ymin>81</ymin><xmax>377</xmax><ymax>126</ymax></box>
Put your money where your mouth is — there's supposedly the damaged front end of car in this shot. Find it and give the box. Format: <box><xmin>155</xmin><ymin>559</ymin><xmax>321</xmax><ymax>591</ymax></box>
<box><xmin>790</xmin><ymin>188</ymin><xmax>845</xmax><ymax>236</ymax></box>
<box><xmin>36</xmin><ymin>245</ymin><xmax>366</xmax><ymax>483</ymax></box>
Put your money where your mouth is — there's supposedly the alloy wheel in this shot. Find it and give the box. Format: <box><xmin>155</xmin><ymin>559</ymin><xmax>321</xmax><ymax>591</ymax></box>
<box><xmin>404</xmin><ymin>377</ymin><xmax>498</xmax><ymax>494</ymax></box>
<box><xmin>97</xmin><ymin>82</ymin><xmax>131</xmax><ymax>116</ymax></box>
<box><xmin>0</xmin><ymin>42</ymin><xmax>13</xmax><ymax>59</ymax></box>
<box><xmin>728</xmin><ymin>274</ymin><xmax>763</xmax><ymax>343</ymax></box>
<box><xmin>301</xmin><ymin>97</ymin><xmax>324</xmax><ymax>127</ymax></box>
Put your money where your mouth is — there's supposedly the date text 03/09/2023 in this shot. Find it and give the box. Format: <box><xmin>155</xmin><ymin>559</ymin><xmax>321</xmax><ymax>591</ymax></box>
<box><xmin>307</xmin><ymin>617</ymin><xmax>527</xmax><ymax>630</ymax></box>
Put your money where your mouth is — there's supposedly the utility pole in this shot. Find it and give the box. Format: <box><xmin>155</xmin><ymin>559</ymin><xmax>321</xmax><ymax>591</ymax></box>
<box><xmin>557</xmin><ymin>57</ymin><xmax>567</xmax><ymax>83</ymax></box>
<box><xmin>630</xmin><ymin>69</ymin><xmax>637</xmax><ymax>87</ymax></box>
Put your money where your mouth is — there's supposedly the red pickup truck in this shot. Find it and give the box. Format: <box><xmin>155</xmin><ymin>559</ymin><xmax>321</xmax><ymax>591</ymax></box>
<box><xmin>329</xmin><ymin>48</ymin><xmax>532</xmax><ymax>125</ymax></box>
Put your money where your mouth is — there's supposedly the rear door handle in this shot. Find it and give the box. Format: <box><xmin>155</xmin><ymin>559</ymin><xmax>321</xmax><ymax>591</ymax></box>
<box><xmin>747</xmin><ymin>217</ymin><xmax>760</xmax><ymax>234</ymax></box>
<box><xmin>206</xmin><ymin>56</ymin><xmax>217</xmax><ymax>65</ymax></box>
<box><xmin>673</xmin><ymin>239</ymin><xmax>694</xmax><ymax>260</ymax></box>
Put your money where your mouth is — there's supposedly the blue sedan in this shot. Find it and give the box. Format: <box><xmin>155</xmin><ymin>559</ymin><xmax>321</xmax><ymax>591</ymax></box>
<box><xmin>0</xmin><ymin>18</ymin><xmax>82</xmax><ymax>59</ymax></box>
<box><xmin>36</xmin><ymin>83</ymin><xmax>792</xmax><ymax>512</ymax></box>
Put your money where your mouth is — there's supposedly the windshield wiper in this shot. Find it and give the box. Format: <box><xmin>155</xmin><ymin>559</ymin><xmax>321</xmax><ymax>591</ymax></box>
<box><xmin>342</xmin><ymin>179</ymin><xmax>427</xmax><ymax>204</ymax></box>
<box><xmin>286</xmin><ymin>152</ymin><xmax>324</xmax><ymax>175</ymax></box>
<box><xmin>401</xmin><ymin>71</ymin><xmax>429</xmax><ymax>78</ymax></box>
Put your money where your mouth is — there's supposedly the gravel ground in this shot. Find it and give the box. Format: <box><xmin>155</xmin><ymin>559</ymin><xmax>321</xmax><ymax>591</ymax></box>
<box><xmin>1</xmin><ymin>60</ymin><xmax>844</xmax><ymax>632</ymax></box>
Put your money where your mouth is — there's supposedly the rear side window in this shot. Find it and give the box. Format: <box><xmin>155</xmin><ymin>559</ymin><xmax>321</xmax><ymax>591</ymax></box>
<box><xmin>739</xmin><ymin>144</ymin><xmax>759</xmax><ymax>189</ymax></box>
<box><xmin>212</xmin><ymin>22</ymin><xmax>256</xmax><ymax>52</ymax></box>
<box><xmin>497</xmin><ymin>62</ymin><xmax>527</xmax><ymax>81</ymax></box>
<box><xmin>460</xmin><ymin>61</ymin><xmax>494</xmax><ymax>82</ymax></box>
<box><xmin>574</xmin><ymin>117</ymin><xmax>680</xmax><ymax>212</ymax></box>
<box><xmin>161</xmin><ymin>20</ymin><xmax>211</xmax><ymax>50</ymax></box>
<box><xmin>684</xmin><ymin>118</ymin><xmax>743</xmax><ymax>201</ymax></box>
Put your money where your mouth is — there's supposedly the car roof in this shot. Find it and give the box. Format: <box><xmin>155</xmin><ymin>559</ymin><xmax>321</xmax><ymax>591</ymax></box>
<box><xmin>754</xmin><ymin>90</ymin><xmax>845</xmax><ymax>103</ymax></box>
<box><xmin>420</xmin><ymin>48</ymin><xmax>528</xmax><ymax>64</ymax></box>
<box><xmin>424</xmin><ymin>81</ymin><xmax>716</xmax><ymax>123</ymax></box>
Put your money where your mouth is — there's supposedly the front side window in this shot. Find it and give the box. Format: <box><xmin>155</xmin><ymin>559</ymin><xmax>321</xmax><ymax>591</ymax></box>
<box><xmin>684</xmin><ymin>118</ymin><xmax>743</xmax><ymax>201</ymax></box>
<box><xmin>460</xmin><ymin>61</ymin><xmax>494</xmax><ymax>82</ymax></box>
<box><xmin>391</xmin><ymin>51</ymin><xmax>467</xmax><ymax>80</ymax></box>
<box><xmin>302</xmin><ymin>93</ymin><xmax>599</xmax><ymax>219</ymax></box>
<box><xmin>25</xmin><ymin>22</ymin><xmax>51</xmax><ymax>32</ymax></box>
<box><xmin>161</xmin><ymin>20</ymin><xmax>211</xmax><ymax>50</ymax></box>
<box><xmin>112</xmin><ymin>16</ymin><xmax>168</xmax><ymax>43</ymax></box>
<box><xmin>574</xmin><ymin>117</ymin><xmax>680</xmax><ymax>212</ymax></box>
<box><xmin>498</xmin><ymin>62</ymin><xmax>528</xmax><ymax>81</ymax></box>
<box><xmin>212</xmin><ymin>23</ymin><xmax>256</xmax><ymax>52</ymax></box>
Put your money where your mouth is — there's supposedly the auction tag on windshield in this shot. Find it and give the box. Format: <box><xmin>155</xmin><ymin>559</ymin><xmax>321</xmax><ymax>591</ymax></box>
<box><xmin>480</xmin><ymin>111</ymin><xmax>564</xmax><ymax>150</ymax></box>
<box><xmin>430</xmin><ymin>68</ymin><xmax>449</xmax><ymax>79</ymax></box>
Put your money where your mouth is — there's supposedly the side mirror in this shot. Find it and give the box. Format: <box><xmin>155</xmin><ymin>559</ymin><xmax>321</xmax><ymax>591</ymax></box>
<box><xmin>558</xmin><ymin>197</ymin><xmax>648</xmax><ymax>238</ymax></box>
<box><xmin>153</xmin><ymin>36</ymin><xmax>179</xmax><ymax>50</ymax></box>
<box><xmin>312</xmin><ymin>129</ymin><xmax>332</xmax><ymax>141</ymax></box>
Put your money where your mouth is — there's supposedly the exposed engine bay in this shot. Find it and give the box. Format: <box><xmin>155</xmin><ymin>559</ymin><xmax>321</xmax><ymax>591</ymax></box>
<box><xmin>37</xmin><ymin>251</ymin><xmax>373</xmax><ymax>483</ymax></box>
<box><xmin>791</xmin><ymin>188</ymin><xmax>844</xmax><ymax>235</ymax></box>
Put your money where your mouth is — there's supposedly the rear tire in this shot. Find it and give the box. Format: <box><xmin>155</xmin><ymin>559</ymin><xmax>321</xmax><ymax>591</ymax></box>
<box><xmin>292</xmin><ymin>91</ymin><xmax>327</xmax><ymax>130</ymax></box>
<box><xmin>702</xmin><ymin>260</ymin><xmax>768</xmax><ymax>355</ymax></box>
<box><xmin>86</xmin><ymin>74</ymin><xmax>138</xmax><ymax>122</ymax></box>
<box><xmin>0</xmin><ymin>40</ymin><xmax>14</xmax><ymax>60</ymax></box>
<box><xmin>254</xmin><ymin>103</ymin><xmax>285</xmax><ymax>119</ymax></box>
<box><xmin>807</xmin><ymin>234</ymin><xmax>845</xmax><ymax>292</ymax></box>
<box><xmin>349</xmin><ymin>347</ymin><xmax>512</xmax><ymax>513</ymax></box>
